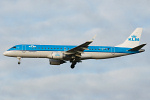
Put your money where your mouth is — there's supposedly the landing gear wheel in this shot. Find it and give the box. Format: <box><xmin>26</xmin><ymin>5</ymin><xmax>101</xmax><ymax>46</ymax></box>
<box><xmin>71</xmin><ymin>64</ymin><xmax>75</xmax><ymax>69</ymax></box>
<box><xmin>17</xmin><ymin>57</ymin><xmax>21</xmax><ymax>65</ymax></box>
<box><xmin>18</xmin><ymin>62</ymin><xmax>21</xmax><ymax>65</ymax></box>
<box><xmin>71</xmin><ymin>62</ymin><xmax>77</xmax><ymax>69</ymax></box>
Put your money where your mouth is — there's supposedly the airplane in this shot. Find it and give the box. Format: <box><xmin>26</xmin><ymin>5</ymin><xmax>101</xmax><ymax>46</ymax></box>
<box><xmin>3</xmin><ymin>28</ymin><xmax>146</xmax><ymax>69</ymax></box>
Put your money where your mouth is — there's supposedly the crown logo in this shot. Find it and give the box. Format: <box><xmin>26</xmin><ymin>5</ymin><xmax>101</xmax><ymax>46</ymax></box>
<box><xmin>128</xmin><ymin>35</ymin><xmax>139</xmax><ymax>41</ymax></box>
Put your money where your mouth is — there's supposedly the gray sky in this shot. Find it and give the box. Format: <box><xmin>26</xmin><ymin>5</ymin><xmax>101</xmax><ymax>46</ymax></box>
<box><xmin>0</xmin><ymin>0</ymin><xmax>150</xmax><ymax>100</ymax></box>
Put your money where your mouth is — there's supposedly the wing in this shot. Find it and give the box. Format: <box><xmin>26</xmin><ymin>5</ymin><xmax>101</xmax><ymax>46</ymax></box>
<box><xmin>65</xmin><ymin>35</ymin><xmax>96</xmax><ymax>57</ymax></box>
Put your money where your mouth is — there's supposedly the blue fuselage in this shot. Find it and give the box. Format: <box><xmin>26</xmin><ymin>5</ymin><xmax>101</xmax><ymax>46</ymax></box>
<box><xmin>8</xmin><ymin>44</ymin><xmax>138</xmax><ymax>54</ymax></box>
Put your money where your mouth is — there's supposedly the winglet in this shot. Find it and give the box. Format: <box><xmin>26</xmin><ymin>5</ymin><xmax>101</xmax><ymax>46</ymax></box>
<box><xmin>89</xmin><ymin>34</ymin><xmax>97</xmax><ymax>42</ymax></box>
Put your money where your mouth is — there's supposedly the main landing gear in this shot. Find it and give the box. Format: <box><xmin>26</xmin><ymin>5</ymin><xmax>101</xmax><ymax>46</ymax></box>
<box><xmin>70</xmin><ymin>58</ymin><xmax>82</xmax><ymax>69</ymax></box>
<box><xmin>17</xmin><ymin>57</ymin><xmax>21</xmax><ymax>65</ymax></box>
<box><xmin>71</xmin><ymin>61</ymin><xmax>77</xmax><ymax>69</ymax></box>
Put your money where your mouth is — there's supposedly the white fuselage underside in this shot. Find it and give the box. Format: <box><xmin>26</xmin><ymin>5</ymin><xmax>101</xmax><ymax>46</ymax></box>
<box><xmin>5</xmin><ymin>51</ymin><xmax>130</xmax><ymax>60</ymax></box>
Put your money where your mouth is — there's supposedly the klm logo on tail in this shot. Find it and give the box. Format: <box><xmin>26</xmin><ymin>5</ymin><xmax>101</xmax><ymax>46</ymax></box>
<box><xmin>128</xmin><ymin>35</ymin><xmax>139</xmax><ymax>41</ymax></box>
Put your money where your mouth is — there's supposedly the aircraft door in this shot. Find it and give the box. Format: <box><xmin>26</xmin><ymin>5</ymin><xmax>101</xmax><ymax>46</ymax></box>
<box><xmin>22</xmin><ymin>45</ymin><xmax>26</xmax><ymax>53</ymax></box>
<box><xmin>111</xmin><ymin>47</ymin><xmax>115</xmax><ymax>55</ymax></box>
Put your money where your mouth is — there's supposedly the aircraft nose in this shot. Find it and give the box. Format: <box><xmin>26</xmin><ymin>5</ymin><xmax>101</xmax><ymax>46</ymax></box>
<box><xmin>3</xmin><ymin>51</ymin><xmax>8</xmax><ymax>56</ymax></box>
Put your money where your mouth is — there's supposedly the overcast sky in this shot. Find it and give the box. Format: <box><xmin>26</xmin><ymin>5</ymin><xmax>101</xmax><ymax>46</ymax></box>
<box><xmin>0</xmin><ymin>0</ymin><xmax>150</xmax><ymax>100</ymax></box>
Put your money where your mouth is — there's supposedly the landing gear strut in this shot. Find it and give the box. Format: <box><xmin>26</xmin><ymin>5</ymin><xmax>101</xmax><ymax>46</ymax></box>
<box><xmin>17</xmin><ymin>57</ymin><xmax>21</xmax><ymax>65</ymax></box>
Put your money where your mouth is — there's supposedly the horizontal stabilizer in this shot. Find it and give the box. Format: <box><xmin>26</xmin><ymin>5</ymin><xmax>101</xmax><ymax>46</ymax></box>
<box><xmin>128</xmin><ymin>44</ymin><xmax>146</xmax><ymax>51</ymax></box>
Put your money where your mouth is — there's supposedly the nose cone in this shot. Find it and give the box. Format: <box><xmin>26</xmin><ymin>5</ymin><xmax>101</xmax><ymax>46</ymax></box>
<box><xmin>3</xmin><ymin>51</ymin><xmax>8</xmax><ymax>56</ymax></box>
<box><xmin>3</xmin><ymin>51</ymin><xmax>14</xmax><ymax>57</ymax></box>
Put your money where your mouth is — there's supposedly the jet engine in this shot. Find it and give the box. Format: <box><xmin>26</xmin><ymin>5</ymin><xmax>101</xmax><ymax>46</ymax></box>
<box><xmin>47</xmin><ymin>52</ymin><xmax>64</xmax><ymax>60</ymax></box>
<box><xmin>49</xmin><ymin>59</ymin><xmax>66</xmax><ymax>65</ymax></box>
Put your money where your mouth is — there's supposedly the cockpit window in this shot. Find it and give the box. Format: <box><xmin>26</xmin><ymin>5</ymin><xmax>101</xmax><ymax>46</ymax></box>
<box><xmin>12</xmin><ymin>46</ymin><xmax>16</xmax><ymax>49</ymax></box>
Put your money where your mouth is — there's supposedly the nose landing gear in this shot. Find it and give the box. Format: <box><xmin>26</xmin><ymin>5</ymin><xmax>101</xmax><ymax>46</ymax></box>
<box><xmin>18</xmin><ymin>62</ymin><xmax>20</xmax><ymax>64</ymax></box>
<box><xmin>17</xmin><ymin>57</ymin><xmax>21</xmax><ymax>65</ymax></box>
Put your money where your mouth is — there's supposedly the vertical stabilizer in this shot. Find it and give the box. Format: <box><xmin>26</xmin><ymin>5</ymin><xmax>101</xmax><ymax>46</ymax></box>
<box><xmin>116</xmin><ymin>28</ymin><xmax>143</xmax><ymax>48</ymax></box>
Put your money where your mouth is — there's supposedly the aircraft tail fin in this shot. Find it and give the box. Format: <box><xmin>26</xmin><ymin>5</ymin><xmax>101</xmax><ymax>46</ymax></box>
<box><xmin>116</xmin><ymin>28</ymin><xmax>143</xmax><ymax>48</ymax></box>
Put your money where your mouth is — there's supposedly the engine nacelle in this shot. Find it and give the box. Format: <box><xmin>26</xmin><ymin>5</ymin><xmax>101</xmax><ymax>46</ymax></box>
<box><xmin>49</xmin><ymin>59</ymin><xmax>65</xmax><ymax>65</ymax></box>
<box><xmin>47</xmin><ymin>52</ymin><xmax>64</xmax><ymax>60</ymax></box>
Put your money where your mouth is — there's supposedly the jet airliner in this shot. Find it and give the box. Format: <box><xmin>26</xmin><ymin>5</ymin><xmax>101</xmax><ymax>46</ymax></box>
<box><xmin>3</xmin><ymin>28</ymin><xmax>146</xmax><ymax>69</ymax></box>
